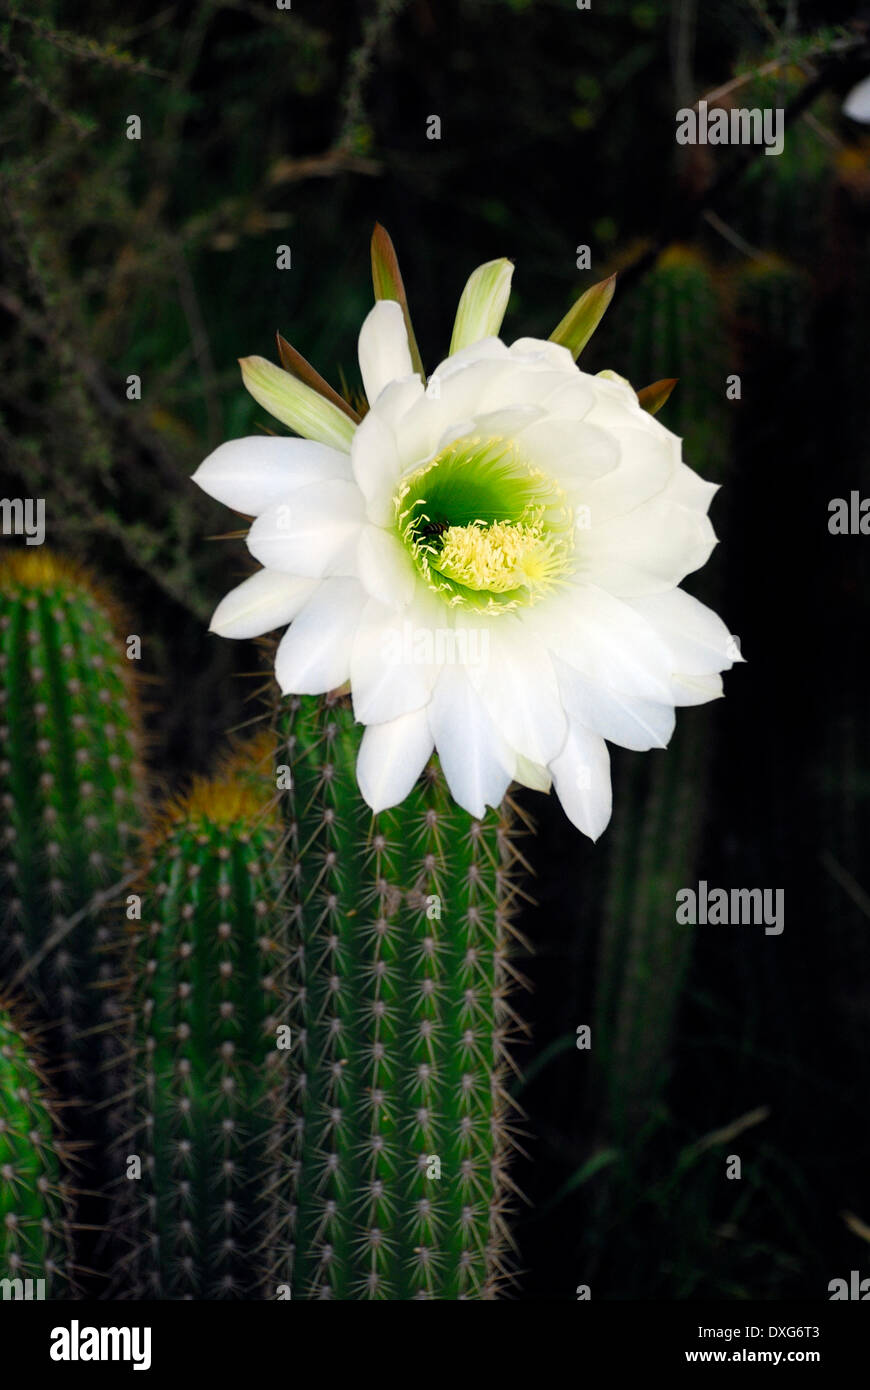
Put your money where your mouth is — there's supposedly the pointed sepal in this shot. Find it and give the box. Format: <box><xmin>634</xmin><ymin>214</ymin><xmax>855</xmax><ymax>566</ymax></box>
<box><xmin>370</xmin><ymin>223</ymin><xmax>426</xmax><ymax>380</ymax></box>
<box><xmin>637</xmin><ymin>377</ymin><xmax>678</xmax><ymax>415</ymax></box>
<box><xmin>549</xmin><ymin>273</ymin><xmax>616</xmax><ymax>359</ymax></box>
<box><xmin>276</xmin><ymin>333</ymin><xmax>361</xmax><ymax>423</ymax></box>
<box><xmin>449</xmin><ymin>258</ymin><xmax>514</xmax><ymax>355</ymax></box>
<box><xmin>240</xmin><ymin>356</ymin><xmax>356</xmax><ymax>451</ymax></box>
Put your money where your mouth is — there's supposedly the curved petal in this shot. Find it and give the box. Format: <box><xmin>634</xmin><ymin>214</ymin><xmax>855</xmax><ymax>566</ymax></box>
<box><xmin>246</xmin><ymin>479</ymin><xmax>365</xmax><ymax>578</ymax></box>
<box><xmin>629</xmin><ymin>587</ymin><xmax>741</xmax><ymax>674</ymax></box>
<box><xmin>427</xmin><ymin>665</ymin><xmax>513</xmax><ymax>818</ymax></box>
<box><xmin>433</xmin><ymin>336</ymin><xmax>511</xmax><ymax>379</ymax></box>
<box><xmin>666</xmin><ymin>462</ymin><xmax>719</xmax><ymax>513</ymax></box>
<box><xmin>429</xmin><ymin>356</ymin><xmax>581</xmax><ymax>424</ymax></box>
<box><xmin>554</xmin><ymin>657</ymin><xmax>675</xmax><ymax>751</ymax></box>
<box><xmin>549</xmin><ymin>721</ymin><xmax>612</xmax><ymax>840</ymax></box>
<box><xmin>351</xmin><ymin>404</ymin><xmax>403</xmax><ymax>525</ymax></box>
<box><xmin>579</xmin><ymin>426</ymin><xmax>676</xmax><ymax>525</ymax></box>
<box><xmin>193</xmin><ymin>436</ymin><xmax>352</xmax><ymax>517</ymax></box>
<box><xmin>358</xmin><ymin>300</ymin><xmax>415</xmax><ymax>406</ymax></box>
<box><xmin>350</xmin><ymin>598</ymin><xmax>439</xmax><ymax>724</ymax></box>
<box><xmin>521</xmin><ymin>417</ymin><xmax>620</xmax><ymax>491</ymax></box>
<box><xmin>356</xmin><ymin>525</ymin><xmax>416</xmax><ymax>609</ymax></box>
<box><xmin>512</xmin><ymin>754</ymin><xmax>552</xmax><ymax>793</ymax></box>
<box><xmin>274</xmin><ymin>578</ymin><xmax>367</xmax><ymax>694</ymax></box>
<box><xmin>209</xmin><ymin>569</ymin><xmax>317</xmax><ymax>639</ymax></box>
<box><xmin>671</xmin><ymin>672</ymin><xmax>724</xmax><ymax>707</ymax></box>
<box><xmin>509</xmin><ymin>336</ymin><xmax>578</xmax><ymax>372</ymax></box>
<box><xmin>576</xmin><ymin>496</ymin><xmax>717</xmax><ymax>596</ymax></box>
<box><xmin>465</xmin><ymin>616</ymin><xmax>567</xmax><ymax>766</ymax></box>
<box><xmin>537</xmin><ymin>586</ymin><xmax>675</xmax><ymax>702</ymax></box>
<box><xmin>585</xmin><ymin>369</ymin><xmax>667</xmax><ymax>438</ymax></box>
<box><xmin>357</xmin><ymin>708</ymin><xmax>434</xmax><ymax>812</ymax></box>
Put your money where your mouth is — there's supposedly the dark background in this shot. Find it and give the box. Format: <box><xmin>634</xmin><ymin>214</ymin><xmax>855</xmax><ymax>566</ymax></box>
<box><xmin>2</xmin><ymin>0</ymin><xmax>870</xmax><ymax>1300</ymax></box>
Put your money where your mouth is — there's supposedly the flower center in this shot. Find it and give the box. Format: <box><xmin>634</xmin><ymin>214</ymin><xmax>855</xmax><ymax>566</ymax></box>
<box><xmin>436</xmin><ymin>519</ymin><xmax>565</xmax><ymax>592</ymax></box>
<box><xmin>394</xmin><ymin>435</ymin><xmax>574</xmax><ymax>613</ymax></box>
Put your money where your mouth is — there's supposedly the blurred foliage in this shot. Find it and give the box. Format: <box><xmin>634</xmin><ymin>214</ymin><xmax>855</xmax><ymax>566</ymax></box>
<box><xmin>2</xmin><ymin>0</ymin><xmax>870</xmax><ymax>1300</ymax></box>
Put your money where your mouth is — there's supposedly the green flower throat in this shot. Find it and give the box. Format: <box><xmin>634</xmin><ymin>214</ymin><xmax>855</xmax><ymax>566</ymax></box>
<box><xmin>394</xmin><ymin>435</ymin><xmax>575</xmax><ymax>614</ymax></box>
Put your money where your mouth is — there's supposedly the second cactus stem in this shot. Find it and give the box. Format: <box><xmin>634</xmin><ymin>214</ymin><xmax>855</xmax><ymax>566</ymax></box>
<box><xmin>117</xmin><ymin>742</ymin><xmax>287</xmax><ymax>1299</ymax></box>
<box><xmin>278</xmin><ymin>693</ymin><xmax>523</xmax><ymax>1300</ymax></box>
<box><xmin>0</xmin><ymin>550</ymin><xmax>145</xmax><ymax>1081</ymax></box>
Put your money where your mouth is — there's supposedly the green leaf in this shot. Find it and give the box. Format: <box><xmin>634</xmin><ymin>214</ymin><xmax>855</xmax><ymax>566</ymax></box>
<box><xmin>370</xmin><ymin>223</ymin><xmax>425</xmax><ymax>380</ymax></box>
<box><xmin>549</xmin><ymin>273</ymin><xmax>616</xmax><ymax>358</ymax></box>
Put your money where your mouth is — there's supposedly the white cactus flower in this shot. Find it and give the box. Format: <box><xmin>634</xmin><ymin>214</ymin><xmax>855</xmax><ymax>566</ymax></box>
<box><xmin>193</xmin><ymin>253</ymin><xmax>740</xmax><ymax>839</ymax></box>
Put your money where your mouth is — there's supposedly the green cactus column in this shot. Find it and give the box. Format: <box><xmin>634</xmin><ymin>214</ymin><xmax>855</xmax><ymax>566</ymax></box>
<box><xmin>277</xmin><ymin>692</ymin><xmax>522</xmax><ymax>1301</ymax></box>
<box><xmin>119</xmin><ymin>741</ymin><xmax>288</xmax><ymax>1299</ymax></box>
<box><xmin>0</xmin><ymin>996</ymin><xmax>73</xmax><ymax>1297</ymax></box>
<box><xmin>0</xmin><ymin>551</ymin><xmax>146</xmax><ymax>1081</ymax></box>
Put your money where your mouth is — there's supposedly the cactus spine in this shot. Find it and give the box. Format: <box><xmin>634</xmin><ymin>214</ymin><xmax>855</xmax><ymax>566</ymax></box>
<box><xmin>0</xmin><ymin>997</ymin><xmax>73</xmax><ymax>1296</ymax></box>
<box><xmin>119</xmin><ymin>741</ymin><xmax>287</xmax><ymax>1299</ymax></box>
<box><xmin>276</xmin><ymin>693</ymin><xmax>522</xmax><ymax>1300</ymax></box>
<box><xmin>0</xmin><ymin>551</ymin><xmax>145</xmax><ymax>1081</ymax></box>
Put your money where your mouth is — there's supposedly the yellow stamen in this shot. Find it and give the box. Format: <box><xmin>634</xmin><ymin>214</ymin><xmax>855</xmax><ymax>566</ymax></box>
<box><xmin>435</xmin><ymin>519</ymin><xmax>570</xmax><ymax>595</ymax></box>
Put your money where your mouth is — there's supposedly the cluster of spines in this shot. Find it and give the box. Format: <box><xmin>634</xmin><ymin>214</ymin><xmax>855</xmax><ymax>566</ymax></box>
<box><xmin>116</xmin><ymin>741</ymin><xmax>287</xmax><ymax>1299</ymax></box>
<box><xmin>0</xmin><ymin>551</ymin><xmax>145</xmax><ymax>1081</ymax></box>
<box><xmin>0</xmin><ymin>995</ymin><xmax>74</xmax><ymax>1296</ymax></box>
<box><xmin>275</xmin><ymin>693</ymin><xmax>524</xmax><ymax>1300</ymax></box>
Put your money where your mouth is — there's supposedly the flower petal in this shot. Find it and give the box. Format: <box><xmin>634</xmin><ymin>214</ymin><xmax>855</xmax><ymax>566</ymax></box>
<box><xmin>350</xmin><ymin>598</ymin><xmax>438</xmax><ymax>724</ymax></box>
<box><xmin>579</xmin><ymin>426</ymin><xmax>676</xmax><ymax>525</ymax></box>
<box><xmin>671</xmin><ymin>672</ymin><xmax>724</xmax><ymax>706</ymax></box>
<box><xmin>465</xmin><ymin>616</ymin><xmax>567</xmax><ymax>766</ymax></box>
<box><xmin>665</xmin><ymin>461</ymin><xmax>719</xmax><ymax>513</ymax></box>
<box><xmin>193</xmin><ymin>436</ymin><xmax>352</xmax><ymax>516</ymax></box>
<box><xmin>240</xmin><ymin>356</ymin><xmax>356</xmax><ymax>451</ymax></box>
<box><xmin>351</xmin><ymin>403</ymin><xmax>403</xmax><ymax>525</ymax></box>
<box><xmin>549</xmin><ymin>721</ymin><xmax>612</xmax><ymax>840</ymax></box>
<box><xmin>358</xmin><ymin>300</ymin><xmax>416</xmax><ymax>406</ymax></box>
<box><xmin>554</xmin><ymin>657</ymin><xmax>675</xmax><ymax>750</ymax></box>
<box><xmin>576</xmin><ymin>495</ymin><xmax>717</xmax><ymax>596</ymax></box>
<box><xmin>510</xmin><ymin>337</ymin><xmax>578</xmax><ymax>371</ymax></box>
<box><xmin>357</xmin><ymin>708</ymin><xmax>434</xmax><ymax>812</ymax></box>
<box><xmin>209</xmin><ymin>569</ymin><xmax>317</xmax><ymax>639</ymax></box>
<box><xmin>427</xmin><ymin>665</ymin><xmax>513</xmax><ymax>817</ymax></box>
<box><xmin>356</xmin><ymin>525</ymin><xmax>416</xmax><ymax>609</ymax></box>
<box><xmin>539</xmin><ymin>586</ymin><xmax>674</xmax><ymax>702</ymax></box>
<box><xmin>435</xmin><ymin>336</ymin><xmax>511</xmax><ymax>377</ymax></box>
<box><xmin>273</xmin><ymin>578</ymin><xmax>367</xmax><ymax>694</ymax></box>
<box><xmin>246</xmin><ymin>479</ymin><xmax>365</xmax><ymax>578</ymax></box>
<box><xmin>628</xmin><ymin>587</ymin><xmax>741</xmax><ymax>674</ymax></box>
<box><xmin>512</xmin><ymin>754</ymin><xmax>552</xmax><ymax>793</ymax></box>
<box><xmin>521</xmin><ymin>417</ymin><xmax>619</xmax><ymax>491</ymax></box>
